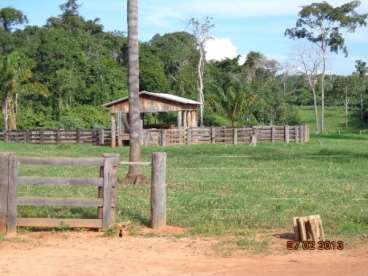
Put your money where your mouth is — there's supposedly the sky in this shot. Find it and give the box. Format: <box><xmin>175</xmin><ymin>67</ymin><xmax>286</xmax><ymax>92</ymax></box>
<box><xmin>1</xmin><ymin>0</ymin><xmax>368</xmax><ymax>75</ymax></box>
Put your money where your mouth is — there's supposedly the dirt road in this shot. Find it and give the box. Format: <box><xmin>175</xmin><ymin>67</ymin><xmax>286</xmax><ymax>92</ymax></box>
<box><xmin>0</xmin><ymin>232</ymin><xmax>367</xmax><ymax>276</ymax></box>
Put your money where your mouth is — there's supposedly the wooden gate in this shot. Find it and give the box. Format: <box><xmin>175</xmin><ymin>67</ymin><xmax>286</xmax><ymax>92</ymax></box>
<box><xmin>0</xmin><ymin>153</ymin><xmax>119</xmax><ymax>235</ymax></box>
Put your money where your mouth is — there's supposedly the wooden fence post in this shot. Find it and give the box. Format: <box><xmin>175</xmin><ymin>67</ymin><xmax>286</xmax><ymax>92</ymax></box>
<box><xmin>285</xmin><ymin>125</ymin><xmax>290</xmax><ymax>144</ymax></box>
<box><xmin>160</xmin><ymin>129</ymin><xmax>166</xmax><ymax>146</ymax></box>
<box><xmin>210</xmin><ymin>127</ymin><xmax>215</xmax><ymax>144</ymax></box>
<box><xmin>99</xmin><ymin>129</ymin><xmax>105</xmax><ymax>146</ymax></box>
<box><xmin>76</xmin><ymin>129</ymin><xmax>81</xmax><ymax>144</ymax></box>
<box><xmin>295</xmin><ymin>126</ymin><xmax>300</xmax><ymax>143</ymax></box>
<box><xmin>233</xmin><ymin>128</ymin><xmax>238</xmax><ymax>145</ymax></box>
<box><xmin>4</xmin><ymin>130</ymin><xmax>9</xmax><ymax>143</ymax></box>
<box><xmin>0</xmin><ymin>153</ymin><xmax>17</xmax><ymax>235</ymax></box>
<box><xmin>187</xmin><ymin>128</ymin><xmax>192</xmax><ymax>145</ymax></box>
<box><xmin>0</xmin><ymin>153</ymin><xmax>9</xmax><ymax>234</ymax></box>
<box><xmin>101</xmin><ymin>154</ymin><xmax>117</xmax><ymax>230</ymax></box>
<box><xmin>150</xmin><ymin>152</ymin><xmax>167</xmax><ymax>229</ymax></box>
<box><xmin>271</xmin><ymin>126</ymin><xmax>276</xmax><ymax>144</ymax></box>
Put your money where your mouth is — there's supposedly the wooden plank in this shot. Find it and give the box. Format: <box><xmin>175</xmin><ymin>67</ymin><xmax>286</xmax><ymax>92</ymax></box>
<box><xmin>7</xmin><ymin>154</ymin><xmax>17</xmax><ymax>234</ymax></box>
<box><xmin>0</xmin><ymin>153</ymin><xmax>9</xmax><ymax>234</ymax></box>
<box><xmin>17</xmin><ymin>197</ymin><xmax>104</xmax><ymax>207</ymax></box>
<box><xmin>18</xmin><ymin>156</ymin><xmax>104</xmax><ymax>166</ymax></box>
<box><xmin>17</xmin><ymin>177</ymin><xmax>103</xmax><ymax>187</ymax></box>
<box><xmin>120</xmin><ymin>162</ymin><xmax>151</xmax><ymax>166</ymax></box>
<box><xmin>17</xmin><ymin>218</ymin><xmax>102</xmax><ymax>229</ymax></box>
<box><xmin>150</xmin><ymin>152</ymin><xmax>167</xmax><ymax>229</ymax></box>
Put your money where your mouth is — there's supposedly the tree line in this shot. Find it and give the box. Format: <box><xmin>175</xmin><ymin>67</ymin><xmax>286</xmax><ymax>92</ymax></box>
<box><xmin>0</xmin><ymin>0</ymin><xmax>367</xmax><ymax>132</ymax></box>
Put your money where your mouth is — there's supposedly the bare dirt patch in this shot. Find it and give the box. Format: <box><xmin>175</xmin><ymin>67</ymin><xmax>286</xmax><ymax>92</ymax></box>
<box><xmin>0</xmin><ymin>232</ymin><xmax>367</xmax><ymax>276</ymax></box>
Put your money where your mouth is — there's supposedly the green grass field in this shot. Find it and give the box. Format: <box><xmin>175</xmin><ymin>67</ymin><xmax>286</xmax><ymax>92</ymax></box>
<box><xmin>1</xmin><ymin>107</ymin><xmax>368</xmax><ymax>248</ymax></box>
<box><xmin>299</xmin><ymin>105</ymin><xmax>368</xmax><ymax>134</ymax></box>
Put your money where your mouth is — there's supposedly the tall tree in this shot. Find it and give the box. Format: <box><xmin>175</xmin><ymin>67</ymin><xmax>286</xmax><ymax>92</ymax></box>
<box><xmin>127</xmin><ymin>0</ymin><xmax>142</xmax><ymax>180</ymax></box>
<box><xmin>286</xmin><ymin>1</ymin><xmax>367</xmax><ymax>133</ymax></box>
<box><xmin>189</xmin><ymin>17</ymin><xmax>214</xmax><ymax>127</ymax></box>
<box><xmin>60</xmin><ymin>0</ymin><xmax>81</xmax><ymax>16</ymax></box>
<box><xmin>355</xmin><ymin>60</ymin><xmax>367</xmax><ymax>120</ymax></box>
<box><xmin>295</xmin><ymin>47</ymin><xmax>321</xmax><ymax>133</ymax></box>
<box><xmin>0</xmin><ymin>7</ymin><xmax>28</xmax><ymax>32</ymax></box>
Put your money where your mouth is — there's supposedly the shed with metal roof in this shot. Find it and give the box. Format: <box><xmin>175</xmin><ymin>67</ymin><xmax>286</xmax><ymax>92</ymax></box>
<box><xmin>103</xmin><ymin>91</ymin><xmax>201</xmax><ymax>146</ymax></box>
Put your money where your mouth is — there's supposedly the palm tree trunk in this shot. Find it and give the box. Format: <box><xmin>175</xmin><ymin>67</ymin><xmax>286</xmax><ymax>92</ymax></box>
<box><xmin>127</xmin><ymin>0</ymin><xmax>141</xmax><ymax>177</ymax></box>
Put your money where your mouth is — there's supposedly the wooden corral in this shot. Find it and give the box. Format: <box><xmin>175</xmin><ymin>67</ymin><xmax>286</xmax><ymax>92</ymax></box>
<box><xmin>0</xmin><ymin>125</ymin><xmax>310</xmax><ymax>146</ymax></box>
<box><xmin>103</xmin><ymin>91</ymin><xmax>202</xmax><ymax>147</ymax></box>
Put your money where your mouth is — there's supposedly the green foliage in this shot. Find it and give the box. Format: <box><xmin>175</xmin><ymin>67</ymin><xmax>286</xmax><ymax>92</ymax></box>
<box><xmin>285</xmin><ymin>1</ymin><xmax>367</xmax><ymax>56</ymax></box>
<box><xmin>0</xmin><ymin>1</ymin><xmax>366</xmax><ymax>130</ymax></box>
<box><xmin>59</xmin><ymin>105</ymin><xmax>109</xmax><ymax>129</ymax></box>
<box><xmin>0</xmin><ymin>7</ymin><xmax>28</xmax><ymax>32</ymax></box>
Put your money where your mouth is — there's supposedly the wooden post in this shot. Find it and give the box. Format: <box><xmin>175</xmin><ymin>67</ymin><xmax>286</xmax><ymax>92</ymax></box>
<box><xmin>187</xmin><ymin>128</ymin><xmax>192</xmax><ymax>144</ymax></box>
<box><xmin>7</xmin><ymin>154</ymin><xmax>17</xmax><ymax>234</ymax></box>
<box><xmin>0</xmin><ymin>153</ymin><xmax>9</xmax><ymax>234</ymax></box>
<box><xmin>285</xmin><ymin>125</ymin><xmax>290</xmax><ymax>144</ymax></box>
<box><xmin>99</xmin><ymin>128</ymin><xmax>105</xmax><ymax>146</ymax></box>
<box><xmin>271</xmin><ymin>126</ymin><xmax>276</xmax><ymax>144</ymax></box>
<box><xmin>56</xmin><ymin>129</ymin><xmax>60</xmax><ymax>145</ymax></box>
<box><xmin>304</xmin><ymin>125</ymin><xmax>309</xmax><ymax>143</ymax></box>
<box><xmin>4</xmin><ymin>130</ymin><xmax>9</xmax><ymax>143</ymax></box>
<box><xmin>233</xmin><ymin>128</ymin><xmax>238</xmax><ymax>145</ymax></box>
<box><xmin>0</xmin><ymin>153</ymin><xmax>17</xmax><ymax>235</ymax></box>
<box><xmin>211</xmin><ymin>127</ymin><xmax>216</xmax><ymax>144</ymax></box>
<box><xmin>295</xmin><ymin>126</ymin><xmax>300</xmax><ymax>143</ymax></box>
<box><xmin>76</xmin><ymin>129</ymin><xmax>81</xmax><ymax>144</ymax></box>
<box><xmin>177</xmin><ymin>111</ymin><xmax>182</xmax><ymax>129</ymax></box>
<box><xmin>101</xmin><ymin>154</ymin><xmax>118</xmax><ymax>230</ymax></box>
<box><xmin>111</xmin><ymin>114</ymin><xmax>116</xmax><ymax>148</ymax></box>
<box><xmin>160</xmin><ymin>129</ymin><xmax>166</xmax><ymax>146</ymax></box>
<box><xmin>39</xmin><ymin>130</ymin><xmax>44</xmax><ymax>144</ymax></box>
<box><xmin>150</xmin><ymin>152</ymin><xmax>167</xmax><ymax>229</ymax></box>
<box><xmin>25</xmin><ymin>130</ymin><xmax>30</xmax><ymax>144</ymax></box>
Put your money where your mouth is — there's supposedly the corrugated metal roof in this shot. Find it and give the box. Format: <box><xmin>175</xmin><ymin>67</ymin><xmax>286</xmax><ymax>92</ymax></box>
<box><xmin>103</xmin><ymin>91</ymin><xmax>202</xmax><ymax>107</ymax></box>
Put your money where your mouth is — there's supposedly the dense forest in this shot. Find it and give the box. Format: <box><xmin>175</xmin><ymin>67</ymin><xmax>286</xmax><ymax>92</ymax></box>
<box><xmin>0</xmin><ymin>0</ymin><xmax>367</xmax><ymax>130</ymax></box>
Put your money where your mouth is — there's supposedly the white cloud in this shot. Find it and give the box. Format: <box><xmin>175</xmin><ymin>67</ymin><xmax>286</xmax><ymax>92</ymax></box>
<box><xmin>143</xmin><ymin>0</ymin><xmax>364</xmax><ymax>27</ymax></box>
<box><xmin>205</xmin><ymin>37</ymin><xmax>238</xmax><ymax>61</ymax></box>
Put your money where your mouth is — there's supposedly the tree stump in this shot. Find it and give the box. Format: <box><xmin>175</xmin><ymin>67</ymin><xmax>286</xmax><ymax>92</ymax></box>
<box><xmin>293</xmin><ymin>215</ymin><xmax>325</xmax><ymax>241</ymax></box>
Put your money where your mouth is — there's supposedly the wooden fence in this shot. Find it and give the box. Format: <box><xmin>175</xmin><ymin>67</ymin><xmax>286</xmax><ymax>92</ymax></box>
<box><xmin>0</xmin><ymin>153</ymin><xmax>119</xmax><ymax>234</ymax></box>
<box><xmin>0</xmin><ymin>125</ymin><xmax>309</xmax><ymax>147</ymax></box>
<box><xmin>142</xmin><ymin>125</ymin><xmax>310</xmax><ymax>146</ymax></box>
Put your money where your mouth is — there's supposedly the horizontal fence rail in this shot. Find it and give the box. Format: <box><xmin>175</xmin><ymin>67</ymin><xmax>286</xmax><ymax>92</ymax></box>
<box><xmin>0</xmin><ymin>125</ymin><xmax>309</xmax><ymax>147</ymax></box>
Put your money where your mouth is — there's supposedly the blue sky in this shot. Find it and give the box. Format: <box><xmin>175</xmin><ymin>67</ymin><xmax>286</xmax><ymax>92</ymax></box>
<box><xmin>2</xmin><ymin>0</ymin><xmax>368</xmax><ymax>74</ymax></box>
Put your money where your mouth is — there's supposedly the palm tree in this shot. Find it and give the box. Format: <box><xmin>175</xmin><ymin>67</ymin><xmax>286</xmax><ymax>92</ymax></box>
<box><xmin>127</xmin><ymin>0</ymin><xmax>141</xmax><ymax>179</ymax></box>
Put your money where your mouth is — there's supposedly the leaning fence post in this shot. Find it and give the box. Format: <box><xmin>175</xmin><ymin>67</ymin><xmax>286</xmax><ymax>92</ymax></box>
<box><xmin>150</xmin><ymin>152</ymin><xmax>167</xmax><ymax>229</ymax></box>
